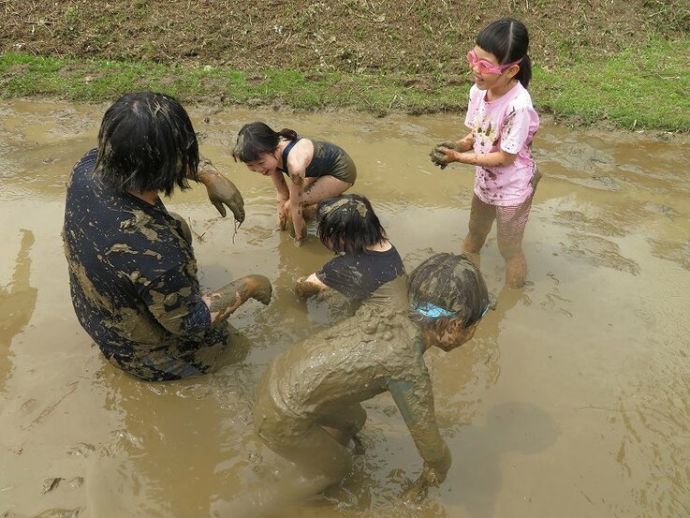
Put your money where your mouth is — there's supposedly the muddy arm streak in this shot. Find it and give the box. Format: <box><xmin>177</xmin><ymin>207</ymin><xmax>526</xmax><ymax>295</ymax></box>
<box><xmin>388</xmin><ymin>369</ymin><xmax>450</xmax><ymax>483</ymax></box>
<box><xmin>270</xmin><ymin>170</ymin><xmax>290</xmax><ymax>201</ymax></box>
<box><xmin>203</xmin><ymin>274</ymin><xmax>272</xmax><ymax>323</ymax></box>
<box><xmin>288</xmin><ymin>173</ymin><xmax>306</xmax><ymax>241</ymax></box>
<box><xmin>451</xmin><ymin>148</ymin><xmax>517</xmax><ymax>167</ymax></box>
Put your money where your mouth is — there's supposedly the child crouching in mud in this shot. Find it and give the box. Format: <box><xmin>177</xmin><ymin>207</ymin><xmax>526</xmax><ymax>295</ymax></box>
<box><xmin>294</xmin><ymin>193</ymin><xmax>406</xmax><ymax>313</ymax></box>
<box><xmin>215</xmin><ymin>253</ymin><xmax>491</xmax><ymax>515</ymax></box>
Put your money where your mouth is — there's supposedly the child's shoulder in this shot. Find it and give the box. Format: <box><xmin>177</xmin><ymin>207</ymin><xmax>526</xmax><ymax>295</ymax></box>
<box><xmin>507</xmin><ymin>83</ymin><xmax>535</xmax><ymax>110</ymax></box>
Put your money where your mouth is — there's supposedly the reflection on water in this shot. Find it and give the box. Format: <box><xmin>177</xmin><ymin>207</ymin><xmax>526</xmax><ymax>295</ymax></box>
<box><xmin>0</xmin><ymin>100</ymin><xmax>689</xmax><ymax>517</ymax></box>
<box><xmin>0</xmin><ymin>229</ymin><xmax>38</xmax><ymax>391</ymax></box>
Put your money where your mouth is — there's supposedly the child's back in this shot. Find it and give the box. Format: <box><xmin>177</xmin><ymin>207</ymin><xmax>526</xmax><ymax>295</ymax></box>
<box><xmin>259</xmin><ymin>290</ymin><xmax>418</xmax><ymax>419</ymax></box>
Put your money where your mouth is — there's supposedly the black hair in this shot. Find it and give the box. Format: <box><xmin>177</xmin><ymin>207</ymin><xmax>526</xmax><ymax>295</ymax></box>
<box><xmin>476</xmin><ymin>17</ymin><xmax>532</xmax><ymax>89</ymax></box>
<box><xmin>408</xmin><ymin>253</ymin><xmax>490</xmax><ymax>329</ymax></box>
<box><xmin>95</xmin><ymin>91</ymin><xmax>199</xmax><ymax>197</ymax></box>
<box><xmin>232</xmin><ymin>122</ymin><xmax>298</xmax><ymax>163</ymax></box>
<box><xmin>316</xmin><ymin>194</ymin><xmax>387</xmax><ymax>255</ymax></box>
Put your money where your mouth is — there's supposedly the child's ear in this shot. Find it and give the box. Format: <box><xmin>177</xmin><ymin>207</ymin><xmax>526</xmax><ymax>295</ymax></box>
<box><xmin>442</xmin><ymin>317</ymin><xmax>463</xmax><ymax>334</ymax></box>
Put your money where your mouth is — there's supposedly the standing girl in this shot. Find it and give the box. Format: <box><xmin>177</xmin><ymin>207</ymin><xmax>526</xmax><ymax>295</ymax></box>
<box><xmin>431</xmin><ymin>17</ymin><xmax>539</xmax><ymax>288</ymax></box>
<box><xmin>233</xmin><ymin>122</ymin><xmax>357</xmax><ymax>245</ymax></box>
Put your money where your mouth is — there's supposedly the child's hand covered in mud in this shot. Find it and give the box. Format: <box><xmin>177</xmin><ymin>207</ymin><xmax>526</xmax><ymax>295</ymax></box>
<box><xmin>401</xmin><ymin>446</ymin><xmax>451</xmax><ymax>503</ymax></box>
<box><xmin>198</xmin><ymin>160</ymin><xmax>246</xmax><ymax>224</ymax></box>
<box><xmin>294</xmin><ymin>275</ymin><xmax>325</xmax><ymax>299</ymax></box>
<box><xmin>429</xmin><ymin>145</ymin><xmax>454</xmax><ymax>170</ymax></box>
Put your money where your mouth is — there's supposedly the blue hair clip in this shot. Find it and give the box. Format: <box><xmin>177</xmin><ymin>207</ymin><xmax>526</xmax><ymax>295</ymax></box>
<box><xmin>414</xmin><ymin>302</ymin><xmax>456</xmax><ymax>319</ymax></box>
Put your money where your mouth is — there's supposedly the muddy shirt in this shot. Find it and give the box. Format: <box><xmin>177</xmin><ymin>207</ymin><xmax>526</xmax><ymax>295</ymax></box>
<box><xmin>316</xmin><ymin>246</ymin><xmax>405</xmax><ymax>301</ymax></box>
<box><xmin>62</xmin><ymin>149</ymin><xmax>227</xmax><ymax>381</ymax></box>
<box><xmin>280</xmin><ymin>138</ymin><xmax>357</xmax><ymax>184</ymax></box>
<box><xmin>465</xmin><ymin>82</ymin><xmax>539</xmax><ymax>206</ymax></box>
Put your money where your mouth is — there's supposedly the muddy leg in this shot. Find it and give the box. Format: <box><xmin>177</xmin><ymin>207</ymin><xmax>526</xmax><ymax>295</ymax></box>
<box><xmin>496</xmin><ymin>198</ymin><xmax>533</xmax><ymax>289</ymax></box>
<box><xmin>302</xmin><ymin>203</ymin><xmax>318</xmax><ymax>222</ymax></box>
<box><xmin>317</xmin><ymin>404</ymin><xmax>367</xmax><ymax>450</ymax></box>
<box><xmin>216</xmin><ymin>425</ymin><xmax>353</xmax><ymax>517</ymax></box>
<box><xmin>463</xmin><ymin>194</ymin><xmax>495</xmax><ymax>255</ymax></box>
<box><xmin>301</xmin><ymin>176</ymin><xmax>352</xmax><ymax>206</ymax></box>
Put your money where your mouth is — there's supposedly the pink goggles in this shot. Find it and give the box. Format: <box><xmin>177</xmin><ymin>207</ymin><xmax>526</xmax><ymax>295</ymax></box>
<box><xmin>466</xmin><ymin>49</ymin><xmax>521</xmax><ymax>75</ymax></box>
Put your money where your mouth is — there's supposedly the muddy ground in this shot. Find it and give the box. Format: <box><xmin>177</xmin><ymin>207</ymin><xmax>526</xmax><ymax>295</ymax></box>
<box><xmin>1</xmin><ymin>100</ymin><xmax>689</xmax><ymax>517</ymax></box>
<box><xmin>2</xmin><ymin>0</ymin><xmax>687</xmax><ymax>75</ymax></box>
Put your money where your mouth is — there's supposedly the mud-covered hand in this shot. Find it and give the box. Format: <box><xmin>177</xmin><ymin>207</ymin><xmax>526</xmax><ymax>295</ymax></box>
<box><xmin>429</xmin><ymin>144</ymin><xmax>456</xmax><ymax>170</ymax></box>
<box><xmin>401</xmin><ymin>446</ymin><xmax>451</xmax><ymax>503</ymax></box>
<box><xmin>198</xmin><ymin>161</ymin><xmax>245</xmax><ymax>224</ymax></box>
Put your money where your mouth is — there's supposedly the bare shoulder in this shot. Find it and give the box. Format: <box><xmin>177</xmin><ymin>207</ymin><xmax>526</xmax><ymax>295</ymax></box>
<box><xmin>288</xmin><ymin>138</ymin><xmax>314</xmax><ymax>171</ymax></box>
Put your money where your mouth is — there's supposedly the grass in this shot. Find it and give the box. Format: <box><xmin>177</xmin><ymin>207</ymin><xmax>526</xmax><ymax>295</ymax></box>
<box><xmin>534</xmin><ymin>38</ymin><xmax>690</xmax><ymax>131</ymax></box>
<box><xmin>1</xmin><ymin>36</ymin><xmax>688</xmax><ymax>131</ymax></box>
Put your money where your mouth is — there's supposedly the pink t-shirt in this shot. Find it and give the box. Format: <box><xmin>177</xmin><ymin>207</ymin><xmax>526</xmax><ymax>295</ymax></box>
<box><xmin>464</xmin><ymin>82</ymin><xmax>539</xmax><ymax>206</ymax></box>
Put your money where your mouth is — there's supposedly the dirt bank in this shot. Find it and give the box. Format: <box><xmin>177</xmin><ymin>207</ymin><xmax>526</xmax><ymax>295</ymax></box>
<box><xmin>2</xmin><ymin>0</ymin><xmax>687</xmax><ymax>73</ymax></box>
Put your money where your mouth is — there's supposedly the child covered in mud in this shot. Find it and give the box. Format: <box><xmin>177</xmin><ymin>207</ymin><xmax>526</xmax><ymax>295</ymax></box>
<box><xmin>232</xmin><ymin>122</ymin><xmax>357</xmax><ymax>246</ymax></box>
<box><xmin>430</xmin><ymin>17</ymin><xmax>540</xmax><ymax>288</ymax></box>
<box><xmin>237</xmin><ymin>253</ymin><xmax>491</xmax><ymax>512</ymax></box>
<box><xmin>294</xmin><ymin>194</ymin><xmax>405</xmax><ymax>310</ymax></box>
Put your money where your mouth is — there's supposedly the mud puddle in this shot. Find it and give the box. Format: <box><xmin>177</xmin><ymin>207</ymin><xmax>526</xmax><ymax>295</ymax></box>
<box><xmin>0</xmin><ymin>100</ymin><xmax>688</xmax><ymax>518</ymax></box>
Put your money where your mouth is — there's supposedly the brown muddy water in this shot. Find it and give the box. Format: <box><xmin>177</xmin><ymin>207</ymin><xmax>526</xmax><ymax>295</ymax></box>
<box><xmin>1</xmin><ymin>100</ymin><xmax>689</xmax><ymax>518</ymax></box>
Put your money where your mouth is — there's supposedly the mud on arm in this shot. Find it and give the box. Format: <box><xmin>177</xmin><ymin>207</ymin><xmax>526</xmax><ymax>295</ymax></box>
<box><xmin>388</xmin><ymin>364</ymin><xmax>451</xmax><ymax>502</ymax></box>
<box><xmin>195</xmin><ymin>156</ymin><xmax>246</xmax><ymax>224</ymax></box>
<box><xmin>202</xmin><ymin>274</ymin><xmax>272</xmax><ymax>323</ymax></box>
<box><xmin>288</xmin><ymin>172</ymin><xmax>307</xmax><ymax>243</ymax></box>
<box><xmin>269</xmin><ymin>170</ymin><xmax>290</xmax><ymax>230</ymax></box>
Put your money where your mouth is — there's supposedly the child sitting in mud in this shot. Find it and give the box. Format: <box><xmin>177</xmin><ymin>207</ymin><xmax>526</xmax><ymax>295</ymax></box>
<box><xmin>294</xmin><ymin>194</ymin><xmax>405</xmax><ymax>311</ymax></box>
<box><xmin>232</xmin><ymin>122</ymin><xmax>357</xmax><ymax>246</ymax></box>
<box><xmin>233</xmin><ymin>253</ymin><xmax>491</xmax><ymax>513</ymax></box>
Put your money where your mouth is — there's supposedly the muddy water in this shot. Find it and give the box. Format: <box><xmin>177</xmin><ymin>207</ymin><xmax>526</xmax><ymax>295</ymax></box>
<box><xmin>1</xmin><ymin>99</ymin><xmax>688</xmax><ymax>518</ymax></box>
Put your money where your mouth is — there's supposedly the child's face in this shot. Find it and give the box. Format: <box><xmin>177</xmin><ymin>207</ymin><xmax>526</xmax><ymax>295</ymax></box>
<box><xmin>245</xmin><ymin>152</ymin><xmax>279</xmax><ymax>176</ymax></box>
<box><xmin>425</xmin><ymin>318</ymin><xmax>478</xmax><ymax>352</ymax></box>
<box><xmin>468</xmin><ymin>46</ymin><xmax>518</xmax><ymax>92</ymax></box>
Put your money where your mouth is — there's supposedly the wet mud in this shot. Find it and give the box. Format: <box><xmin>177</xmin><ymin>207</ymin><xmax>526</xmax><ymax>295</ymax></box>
<box><xmin>1</xmin><ymin>100</ymin><xmax>689</xmax><ymax>517</ymax></box>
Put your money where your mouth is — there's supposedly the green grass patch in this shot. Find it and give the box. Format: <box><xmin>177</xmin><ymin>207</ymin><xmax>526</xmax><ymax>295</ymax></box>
<box><xmin>532</xmin><ymin>38</ymin><xmax>690</xmax><ymax>131</ymax></box>
<box><xmin>1</xmin><ymin>38</ymin><xmax>688</xmax><ymax>131</ymax></box>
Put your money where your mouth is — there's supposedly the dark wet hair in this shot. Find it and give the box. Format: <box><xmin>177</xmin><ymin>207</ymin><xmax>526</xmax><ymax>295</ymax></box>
<box><xmin>95</xmin><ymin>91</ymin><xmax>199</xmax><ymax>197</ymax></box>
<box><xmin>232</xmin><ymin>122</ymin><xmax>298</xmax><ymax>163</ymax></box>
<box><xmin>408</xmin><ymin>253</ymin><xmax>490</xmax><ymax>329</ymax></box>
<box><xmin>316</xmin><ymin>194</ymin><xmax>387</xmax><ymax>255</ymax></box>
<box><xmin>476</xmin><ymin>17</ymin><xmax>532</xmax><ymax>89</ymax></box>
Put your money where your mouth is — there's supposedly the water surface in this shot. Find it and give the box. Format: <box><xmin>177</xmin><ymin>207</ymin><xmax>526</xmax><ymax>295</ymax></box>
<box><xmin>0</xmin><ymin>100</ymin><xmax>688</xmax><ymax>518</ymax></box>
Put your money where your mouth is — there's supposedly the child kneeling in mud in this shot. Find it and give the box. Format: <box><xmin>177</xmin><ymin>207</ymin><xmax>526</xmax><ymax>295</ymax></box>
<box><xmin>252</xmin><ymin>252</ymin><xmax>491</xmax><ymax>508</ymax></box>
<box><xmin>294</xmin><ymin>193</ymin><xmax>406</xmax><ymax>313</ymax></box>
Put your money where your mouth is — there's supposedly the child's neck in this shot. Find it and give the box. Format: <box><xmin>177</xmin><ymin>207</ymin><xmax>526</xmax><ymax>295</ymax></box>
<box><xmin>366</xmin><ymin>239</ymin><xmax>392</xmax><ymax>252</ymax></box>
<box><xmin>487</xmin><ymin>78</ymin><xmax>518</xmax><ymax>102</ymax></box>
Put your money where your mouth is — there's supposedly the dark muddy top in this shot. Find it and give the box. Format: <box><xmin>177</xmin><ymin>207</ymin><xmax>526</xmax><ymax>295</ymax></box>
<box><xmin>62</xmin><ymin>149</ymin><xmax>227</xmax><ymax>381</ymax></box>
<box><xmin>317</xmin><ymin>245</ymin><xmax>405</xmax><ymax>301</ymax></box>
<box><xmin>280</xmin><ymin>139</ymin><xmax>357</xmax><ymax>184</ymax></box>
